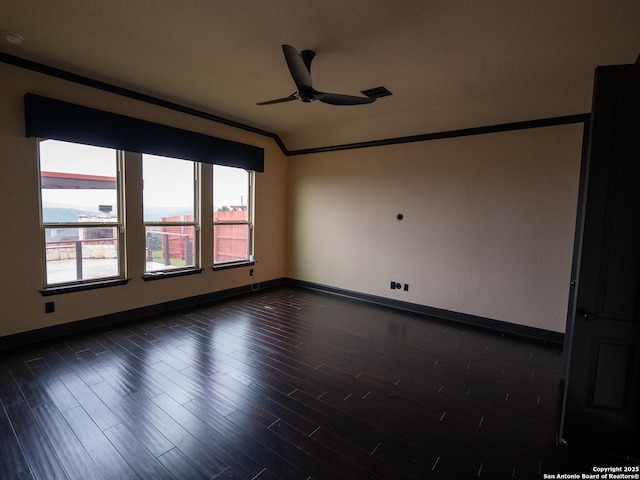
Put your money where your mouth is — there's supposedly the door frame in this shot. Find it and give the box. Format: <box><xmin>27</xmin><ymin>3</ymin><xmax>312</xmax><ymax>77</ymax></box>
<box><xmin>562</xmin><ymin>119</ymin><xmax>591</xmax><ymax>380</ymax></box>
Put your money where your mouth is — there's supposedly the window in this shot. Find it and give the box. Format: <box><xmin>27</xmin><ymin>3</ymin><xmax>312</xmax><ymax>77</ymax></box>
<box><xmin>30</xmin><ymin>97</ymin><xmax>264</xmax><ymax>290</ymax></box>
<box><xmin>213</xmin><ymin>165</ymin><xmax>253</xmax><ymax>265</ymax></box>
<box><xmin>39</xmin><ymin>140</ymin><xmax>124</xmax><ymax>286</ymax></box>
<box><xmin>143</xmin><ymin>154</ymin><xmax>199</xmax><ymax>274</ymax></box>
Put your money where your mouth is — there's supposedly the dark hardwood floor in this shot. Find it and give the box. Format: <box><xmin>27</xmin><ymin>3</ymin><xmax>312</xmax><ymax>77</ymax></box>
<box><xmin>0</xmin><ymin>286</ymin><xmax>635</xmax><ymax>479</ymax></box>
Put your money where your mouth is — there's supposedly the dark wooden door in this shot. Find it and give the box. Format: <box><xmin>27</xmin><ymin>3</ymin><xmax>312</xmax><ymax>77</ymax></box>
<box><xmin>561</xmin><ymin>63</ymin><xmax>640</xmax><ymax>456</ymax></box>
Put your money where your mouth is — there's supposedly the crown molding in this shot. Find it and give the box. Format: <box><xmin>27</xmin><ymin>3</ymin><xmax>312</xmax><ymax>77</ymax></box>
<box><xmin>2</xmin><ymin>52</ymin><xmax>589</xmax><ymax>157</ymax></box>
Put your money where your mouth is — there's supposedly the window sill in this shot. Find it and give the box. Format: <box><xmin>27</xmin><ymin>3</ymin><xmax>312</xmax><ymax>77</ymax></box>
<box><xmin>142</xmin><ymin>268</ymin><xmax>203</xmax><ymax>281</ymax></box>
<box><xmin>213</xmin><ymin>260</ymin><xmax>255</xmax><ymax>271</ymax></box>
<box><xmin>40</xmin><ymin>278</ymin><xmax>130</xmax><ymax>296</ymax></box>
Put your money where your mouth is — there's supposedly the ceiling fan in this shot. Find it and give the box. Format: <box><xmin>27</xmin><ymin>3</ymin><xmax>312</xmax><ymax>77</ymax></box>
<box><xmin>257</xmin><ymin>44</ymin><xmax>376</xmax><ymax>106</ymax></box>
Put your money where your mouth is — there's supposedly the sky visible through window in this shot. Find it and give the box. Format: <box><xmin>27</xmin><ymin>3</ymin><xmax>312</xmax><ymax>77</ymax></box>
<box><xmin>214</xmin><ymin>164</ymin><xmax>249</xmax><ymax>211</ymax></box>
<box><xmin>39</xmin><ymin>140</ymin><xmax>116</xmax><ymax>212</ymax></box>
<box><xmin>39</xmin><ymin>140</ymin><xmax>247</xmax><ymax>213</ymax></box>
<box><xmin>143</xmin><ymin>153</ymin><xmax>194</xmax><ymax>220</ymax></box>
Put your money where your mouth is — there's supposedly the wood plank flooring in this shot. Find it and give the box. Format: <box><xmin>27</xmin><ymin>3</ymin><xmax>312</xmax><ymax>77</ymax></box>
<box><xmin>0</xmin><ymin>286</ymin><xmax>635</xmax><ymax>479</ymax></box>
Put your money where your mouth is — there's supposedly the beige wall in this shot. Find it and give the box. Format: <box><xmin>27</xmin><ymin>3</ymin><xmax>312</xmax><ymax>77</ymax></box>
<box><xmin>0</xmin><ymin>60</ymin><xmax>583</xmax><ymax>339</ymax></box>
<box><xmin>0</xmin><ymin>62</ymin><xmax>288</xmax><ymax>338</ymax></box>
<box><xmin>287</xmin><ymin>124</ymin><xmax>583</xmax><ymax>333</ymax></box>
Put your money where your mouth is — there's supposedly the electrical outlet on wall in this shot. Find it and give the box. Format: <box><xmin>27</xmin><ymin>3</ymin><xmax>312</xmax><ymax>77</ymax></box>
<box><xmin>390</xmin><ymin>281</ymin><xmax>410</xmax><ymax>291</ymax></box>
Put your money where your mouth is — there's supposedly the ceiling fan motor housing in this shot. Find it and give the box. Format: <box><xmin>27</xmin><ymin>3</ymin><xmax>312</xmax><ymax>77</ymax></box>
<box><xmin>297</xmin><ymin>86</ymin><xmax>317</xmax><ymax>102</ymax></box>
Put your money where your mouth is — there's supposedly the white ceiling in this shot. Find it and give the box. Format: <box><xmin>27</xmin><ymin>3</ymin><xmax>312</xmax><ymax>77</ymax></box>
<box><xmin>1</xmin><ymin>0</ymin><xmax>639</xmax><ymax>151</ymax></box>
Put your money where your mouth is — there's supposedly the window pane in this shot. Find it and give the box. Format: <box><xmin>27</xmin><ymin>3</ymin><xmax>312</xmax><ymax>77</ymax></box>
<box><xmin>213</xmin><ymin>165</ymin><xmax>248</xmax><ymax>221</ymax></box>
<box><xmin>214</xmin><ymin>224</ymin><xmax>249</xmax><ymax>263</ymax></box>
<box><xmin>143</xmin><ymin>154</ymin><xmax>197</xmax><ymax>274</ymax></box>
<box><xmin>39</xmin><ymin>139</ymin><xmax>123</xmax><ymax>287</ymax></box>
<box><xmin>145</xmin><ymin>225</ymin><xmax>197</xmax><ymax>272</ymax></box>
<box><xmin>213</xmin><ymin>165</ymin><xmax>250</xmax><ymax>265</ymax></box>
<box><xmin>39</xmin><ymin>140</ymin><xmax>118</xmax><ymax>222</ymax></box>
<box><xmin>45</xmin><ymin>227</ymin><xmax>119</xmax><ymax>284</ymax></box>
<box><xmin>143</xmin><ymin>154</ymin><xmax>194</xmax><ymax>221</ymax></box>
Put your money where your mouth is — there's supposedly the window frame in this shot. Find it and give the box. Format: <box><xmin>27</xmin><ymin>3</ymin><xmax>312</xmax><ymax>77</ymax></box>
<box><xmin>142</xmin><ymin>155</ymin><xmax>201</xmax><ymax>277</ymax></box>
<box><xmin>213</xmin><ymin>167</ymin><xmax>254</xmax><ymax>268</ymax></box>
<box><xmin>36</xmin><ymin>140</ymin><xmax>257</xmax><ymax>292</ymax></box>
<box><xmin>38</xmin><ymin>139</ymin><xmax>127</xmax><ymax>290</ymax></box>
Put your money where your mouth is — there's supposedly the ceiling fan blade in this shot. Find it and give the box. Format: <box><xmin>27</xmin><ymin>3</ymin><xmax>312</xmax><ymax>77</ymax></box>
<box><xmin>259</xmin><ymin>45</ymin><xmax>380</xmax><ymax>107</ymax></box>
<box><xmin>282</xmin><ymin>44</ymin><xmax>313</xmax><ymax>90</ymax></box>
<box><xmin>256</xmin><ymin>93</ymin><xmax>297</xmax><ymax>105</ymax></box>
<box><xmin>317</xmin><ymin>92</ymin><xmax>376</xmax><ymax>105</ymax></box>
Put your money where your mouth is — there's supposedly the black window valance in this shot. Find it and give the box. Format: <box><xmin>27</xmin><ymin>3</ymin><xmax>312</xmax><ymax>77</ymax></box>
<box><xmin>24</xmin><ymin>94</ymin><xmax>264</xmax><ymax>172</ymax></box>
